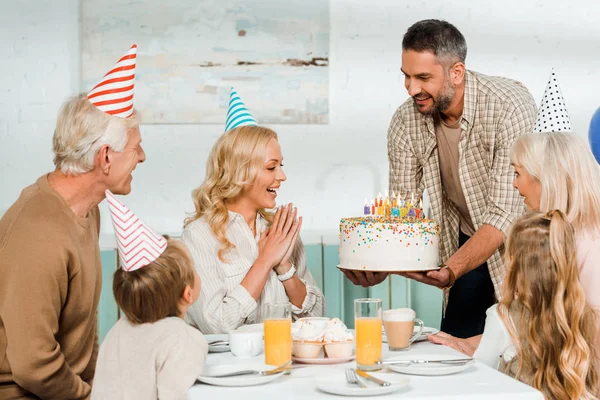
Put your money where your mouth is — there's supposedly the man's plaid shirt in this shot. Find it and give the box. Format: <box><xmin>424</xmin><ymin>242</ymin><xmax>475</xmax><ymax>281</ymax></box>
<box><xmin>388</xmin><ymin>70</ymin><xmax>537</xmax><ymax>300</ymax></box>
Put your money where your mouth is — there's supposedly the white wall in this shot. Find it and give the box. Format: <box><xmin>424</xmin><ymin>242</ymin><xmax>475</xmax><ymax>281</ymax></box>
<box><xmin>2</xmin><ymin>0</ymin><xmax>600</xmax><ymax>244</ymax></box>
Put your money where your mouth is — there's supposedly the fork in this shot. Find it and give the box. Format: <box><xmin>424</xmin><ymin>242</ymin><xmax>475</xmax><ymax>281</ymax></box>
<box><xmin>210</xmin><ymin>361</ymin><xmax>291</xmax><ymax>378</ymax></box>
<box><xmin>345</xmin><ymin>368</ymin><xmax>367</xmax><ymax>388</ymax></box>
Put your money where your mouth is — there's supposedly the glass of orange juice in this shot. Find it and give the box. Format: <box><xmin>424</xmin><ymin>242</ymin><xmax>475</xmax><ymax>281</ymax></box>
<box><xmin>354</xmin><ymin>298</ymin><xmax>382</xmax><ymax>371</ymax></box>
<box><xmin>264</xmin><ymin>302</ymin><xmax>292</xmax><ymax>366</ymax></box>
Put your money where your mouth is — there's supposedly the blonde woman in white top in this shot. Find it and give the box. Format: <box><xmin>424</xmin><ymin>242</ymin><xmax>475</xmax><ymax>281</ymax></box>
<box><xmin>182</xmin><ymin>125</ymin><xmax>325</xmax><ymax>334</ymax></box>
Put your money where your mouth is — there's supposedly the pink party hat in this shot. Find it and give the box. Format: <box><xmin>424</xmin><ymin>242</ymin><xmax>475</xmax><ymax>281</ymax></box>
<box><xmin>105</xmin><ymin>190</ymin><xmax>166</xmax><ymax>271</ymax></box>
<box><xmin>87</xmin><ymin>44</ymin><xmax>137</xmax><ymax>118</ymax></box>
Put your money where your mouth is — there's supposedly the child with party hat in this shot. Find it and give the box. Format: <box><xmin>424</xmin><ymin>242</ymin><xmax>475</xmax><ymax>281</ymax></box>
<box><xmin>92</xmin><ymin>191</ymin><xmax>207</xmax><ymax>399</ymax></box>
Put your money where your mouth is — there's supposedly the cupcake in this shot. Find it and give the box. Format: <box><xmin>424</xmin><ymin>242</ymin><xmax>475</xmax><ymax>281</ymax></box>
<box><xmin>323</xmin><ymin>318</ymin><xmax>354</xmax><ymax>358</ymax></box>
<box><xmin>292</xmin><ymin>319</ymin><xmax>324</xmax><ymax>358</ymax></box>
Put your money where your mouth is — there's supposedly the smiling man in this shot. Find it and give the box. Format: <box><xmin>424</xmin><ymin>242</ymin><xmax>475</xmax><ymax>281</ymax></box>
<box><xmin>343</xmin><ymin>20</ymin><xmax>536</xmax><ymax>338</ymax></box>
<box><xmin>0</xmin><ymin>45</ymin><xmax>145</xmax><ymax>399</ymax></box>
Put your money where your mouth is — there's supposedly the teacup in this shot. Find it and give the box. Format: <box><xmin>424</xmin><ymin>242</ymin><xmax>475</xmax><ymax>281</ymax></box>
<box><xmin>383</xmin><ymin>308</ymin><xmax>424</xmax><ymax>351</ymax></box>
<box><xmin>228</xmin><ymin>330</ymin><xmax>263</xmax><ymax>358</ymax></box>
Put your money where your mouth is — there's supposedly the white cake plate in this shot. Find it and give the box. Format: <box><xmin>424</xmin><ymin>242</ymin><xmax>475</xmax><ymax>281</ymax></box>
<box><xmin>336</xmin><ymin>265</ymin><xmax>441</xmax><ymax>273</ymax></box>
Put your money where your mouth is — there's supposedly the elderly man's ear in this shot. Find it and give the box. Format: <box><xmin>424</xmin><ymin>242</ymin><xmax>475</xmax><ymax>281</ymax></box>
<box><xmin>96</xmin><ymin>144</ymin><xmax>112</xmax><ymax>175</ymax></box>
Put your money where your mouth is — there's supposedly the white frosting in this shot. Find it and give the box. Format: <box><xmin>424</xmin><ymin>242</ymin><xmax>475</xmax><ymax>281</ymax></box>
<box><xmin>323</xmin><ymin>318</ymin><xmax>353</xmax><ymax>343</ymax></box>
<box><xmin>292</xmin><ymin>320</ymin><xmax>324</xmax><ymax>342</ymax></box>
<box><xmin>339</xmin><ymin>216</ymin><xmax>440</xmax><ymax>271</ymax></box>
<box><xmin>383</xmin><ymin>308</ymin><xmax>416</xmax><ymax>322</ymax></box>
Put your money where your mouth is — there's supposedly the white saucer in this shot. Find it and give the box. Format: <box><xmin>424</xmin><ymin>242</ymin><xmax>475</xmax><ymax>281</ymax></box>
<box><xmin>236</xmin><ymin>323</ymin><xmax>264</xmax><ymax>333</ymax></box>
<box><xmin>316</xmin><ymin>371</ymin><xmax>409</xmax><ymax>397</ymax></box>
<box><xmin>382</xmin><ymin>326</ymin><xmax>439</xmax><ymax>343</ymax></box>
<box><xmin>198</xmin><ymin>364</ymin><xmax>285</xmax><ymax>387</ymax></box>
<box><xmin>205</xmin><ymin>334</ymin><xmax>230</xmax><ymax>353</ymax></box>
<box><xmin>293</xmin><ymin>352</ymin><xmax>355</xmax><ymax>365</ymax></box>
<box><xmin>386</xmin><ymin>355</ymin><xmax>475</xmax><ymax>376</ymax></box>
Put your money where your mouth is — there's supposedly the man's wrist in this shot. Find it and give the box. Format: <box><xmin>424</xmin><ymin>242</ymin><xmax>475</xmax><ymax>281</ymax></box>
<box><xmin>439</xmin><ymin>264</ymin><xmax>456</xmax><ymax>290</ymax></box>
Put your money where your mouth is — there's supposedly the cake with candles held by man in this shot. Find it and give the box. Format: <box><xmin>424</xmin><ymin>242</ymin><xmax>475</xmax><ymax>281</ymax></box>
<box><xmin>338</xmin><ymin>191</ymin><xmax>440</xmax><ymax>272</ymax></box>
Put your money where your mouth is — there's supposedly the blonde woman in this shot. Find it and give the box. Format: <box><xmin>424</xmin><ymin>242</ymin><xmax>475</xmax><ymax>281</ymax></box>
<box><xmin>475</xmin><ymin>210</ymin><xmax>598</xmax><ymax>399</ymax></box>
<box><xmin>429</xmin><ymin>132</ymin><xmax>600</xmax><ymax>354</ymax></box>
<box><xmin>182</xmin><ymin>125</ymin><xmax>325</xmax><ymax>334</ymax></box>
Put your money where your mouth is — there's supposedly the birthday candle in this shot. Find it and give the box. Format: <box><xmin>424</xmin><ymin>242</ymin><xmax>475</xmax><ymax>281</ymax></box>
<box><xmin>384</xmin><ymin>197</ymin><xmax>391</xmax><ymax>216</ymax></box>
<box><xmin>371</xmin><ymin>199</ymin><xmax>375</xmax><ymax>215</ymax></box>
<box><xmin>364</xmin><ymin>198</ymin><xmax>370</xmax><ymax>215</ymax></box>
<box><xmin>400</xmin><ymin>199</ymin><xmax>408</xmax><ymax>217</ymax></box>
<box><xmin>416</xmin><ymin>198</ymin><xmax>423</xmax><ymax>218</ymax></box>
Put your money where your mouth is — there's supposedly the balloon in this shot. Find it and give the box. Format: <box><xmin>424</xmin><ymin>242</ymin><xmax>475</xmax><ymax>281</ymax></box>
<box><xmin>590</xmin><ymin>107</ymin><xmax>600</xmax><ymax>164</ymax></box>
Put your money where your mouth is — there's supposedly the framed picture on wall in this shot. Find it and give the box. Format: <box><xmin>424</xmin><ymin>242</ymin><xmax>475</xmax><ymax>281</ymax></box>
<box><xmin>81</xmin><ymin>0</ymin><xmax>329</xmax><ymax>124</ymax></box>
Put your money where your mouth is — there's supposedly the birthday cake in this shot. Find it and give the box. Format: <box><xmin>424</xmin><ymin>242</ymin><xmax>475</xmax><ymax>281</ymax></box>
<box><xmin>338</xmin><ymin>194</ymin><xmax>440</xmax><ymax>271</ymax></box>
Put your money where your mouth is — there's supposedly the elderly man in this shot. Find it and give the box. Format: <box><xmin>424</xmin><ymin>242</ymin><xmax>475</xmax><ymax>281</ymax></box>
<box><xmin>0</xmin><ymin>45</ymin><xmax>144</xmax><ymax>399</ymax></box>
<box><xmin>343</xmin><ymin>20</ymin><xmax>536</xmax><ymax>338</ymax></box>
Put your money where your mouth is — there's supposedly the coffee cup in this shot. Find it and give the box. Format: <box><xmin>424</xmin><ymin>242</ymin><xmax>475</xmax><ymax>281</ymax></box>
<box><xmin>228</xmin><ymin>330</ymin><xmax>263</xmax><ymax>358</ymax></box>
<box><xmin>383</xmin><ymin>308</ymin><xmax>424</xmax><ymax>351</ymax></box>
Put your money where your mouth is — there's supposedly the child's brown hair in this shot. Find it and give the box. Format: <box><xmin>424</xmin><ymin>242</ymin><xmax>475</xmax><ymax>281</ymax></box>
<box><xmin>113</xmin><ymin>236</ymin><xmax>196</xmax><ymax>324</ymax></box>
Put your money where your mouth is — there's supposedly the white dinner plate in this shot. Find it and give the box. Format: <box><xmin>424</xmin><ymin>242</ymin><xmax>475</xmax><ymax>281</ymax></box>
<box><xmin>197</xmin><ymin>364</ymin><xmax>285</xmax><ymax>387</ymax></box>
<box><xmin>382</xmin><ymin>326</ymin><xmax>439</xmax><ymax>343</ymax></box>
<box><xmin>316</xmin><ymin>371</ymin><xmax>409</xmax><ymax>397</ymax></box>
<box><xmin>205</xmin><ymin>334</ymin><xmax>230</xmax><ymax>353</ymax></box>
<box><xmin>386</xmin><ymin>355</ymin><xmax>475</xmax><ymax>376</ymax></box>
<box><xmin>236</xmin><ymin>323</ymin><xmax>264</xmax><ymax>333</ymax></box>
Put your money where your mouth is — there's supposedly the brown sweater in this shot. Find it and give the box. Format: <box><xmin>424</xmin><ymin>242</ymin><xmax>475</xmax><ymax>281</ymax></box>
<box><xmin>0</xmin><ymin>175</ymin><xmax>102</xmax><ymax>399</ymax></box>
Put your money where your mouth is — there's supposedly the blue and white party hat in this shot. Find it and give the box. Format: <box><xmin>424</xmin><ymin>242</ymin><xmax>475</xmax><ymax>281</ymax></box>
<box><xmin>224</xmin><ymin>87</ymin><xmax>257</xmax><ymax>132</ymax></box>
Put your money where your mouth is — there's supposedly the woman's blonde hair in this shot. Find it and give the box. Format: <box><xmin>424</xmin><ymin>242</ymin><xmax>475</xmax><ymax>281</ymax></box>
<box><xmin>113</xmin><ymin>237</ymin><xmax>196</xmax><ymax>324</ymax></box>
<box><xmin>184</xmin><ymin>125</ymin><xmax>277</xmax><ymax>261</ymax></box>
<box><xmin>53</xmin><ymin>93</ymin><xmax>139</xmax><ymax>175</ymax></box>
<box><xmin>510</xmin><ymin>132</ymin><xmax>600</xmax><ymax>236</ymax></box>
<box><xmin>499</xmin><ymin>210</ymin><xmax>599</xmax><ymax>400</ymax></box>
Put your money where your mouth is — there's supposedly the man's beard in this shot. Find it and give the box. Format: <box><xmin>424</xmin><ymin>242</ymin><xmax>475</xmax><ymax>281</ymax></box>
<box><xmin>413</xmin><ymin>82</ymin><xmax>455</xmax><ymax>116</ymax></box>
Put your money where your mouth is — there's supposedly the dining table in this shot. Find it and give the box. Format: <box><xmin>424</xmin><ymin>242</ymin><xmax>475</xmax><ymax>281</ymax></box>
<box><xmin>188</xmin><ymin>339</ymin><xmax>544</xmax><ymax>399</ymax></box>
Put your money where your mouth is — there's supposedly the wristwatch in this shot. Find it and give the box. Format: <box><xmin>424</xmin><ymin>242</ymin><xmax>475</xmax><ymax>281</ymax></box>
<box><xmin>277</xmin><ymin>263</ymin><xmax>297</xmax><ymax>282</ymax></box>
<box><xmin>439</xmin><ymin>264</ymin><xmax>456</xmax><ymax>290</ymax></box>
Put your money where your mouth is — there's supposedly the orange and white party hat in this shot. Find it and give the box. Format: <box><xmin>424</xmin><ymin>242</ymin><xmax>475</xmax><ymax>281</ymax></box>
<box><xmin>105</xmin><ymin>190</ymin><xmax>166</xmax><ymax>271</ymax></box>
<box><xmin>87</xmin><ymin>44</ymin><xmax>137</xmax><ymax>118</ymax></box>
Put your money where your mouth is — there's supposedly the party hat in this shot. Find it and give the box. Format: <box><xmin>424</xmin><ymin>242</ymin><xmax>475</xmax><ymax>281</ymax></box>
<box><xmin>105</xmin><ymin>190</ymin><xmax>166</xmax><ymax>271</ymax></box>
<box><xmin>224</xmin><ymin>87</ymin><xmax>257</xmax><ymax>132</ymax></box>
<box><xmin>533</xmin><ymin>69</ymin><xmax>572</xmax><ymax>133</ymax></box>
<box><xmin>87</xmin><ymin>44</ymin><xmax>137</xmax><ymax>118</ymax></box>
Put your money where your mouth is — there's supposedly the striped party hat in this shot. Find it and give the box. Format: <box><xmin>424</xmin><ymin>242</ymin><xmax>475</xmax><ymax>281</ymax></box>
<box><xmin>87</xmin><ymin>44</ymin><xmax>137</xmax><ymax>119</ymax></box>
<box><xmin>105</xmin><ymin>190</ymin><xmax>166</xmax><ymax>271</ymax></box>
<box><xmin>224</xmin><ymin>87</ymin><xmax>257</xmax><ymax>132</ymax></box>
<box><xmin>533</xmin><ymin>69</ymin><xmax>572</xmax><ymax>133</ymax></box>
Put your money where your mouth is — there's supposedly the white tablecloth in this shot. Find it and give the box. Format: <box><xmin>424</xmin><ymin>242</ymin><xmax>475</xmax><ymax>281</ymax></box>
<box><xmin>188</xmin><ymin>341</ymin><xmax>543</xmax><ymax>399</ymax></box>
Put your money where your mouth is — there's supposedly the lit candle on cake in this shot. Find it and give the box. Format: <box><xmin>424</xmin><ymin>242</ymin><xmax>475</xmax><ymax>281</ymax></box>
<box><xmin>371</xmin><ymin>198</ymin><xmax>375</xmax><ymax>215</ymax></box>
<box><xmin>364</xmin><ymin>198</ymin><xmax>370</xmax><ymax>215</ymax></box>
<box><xmin>415</xmin><ymin>198</ymin><xmax>422</xmax><ymax>218</ymax></box>
<box><xmin>400</xmin><ymin>198</ymin><xmax>408</xmax><ymax>217</ymax></box>
<box><xmin>377</xmin><ymin>193</ymin><xmax>384</xmax><ymax>215</ymax></box>
<box><xmin>384</xmin><ymin>197</ymin><xmax>391</xmax><ymax>216</ymax></box>
<box><xmin>407</xmin><ymin>206</ymin><xmax>417</xmax><ymax>218</ymax></box>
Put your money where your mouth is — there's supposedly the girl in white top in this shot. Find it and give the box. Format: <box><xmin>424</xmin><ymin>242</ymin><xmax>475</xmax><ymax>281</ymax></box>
<box><xmin>182</xmin><ymin>125</ymin><xmax>325</xmax><ymax>334</ymax></box>
<box><xmin>92</xmin><ymin>238</ymin><xmax>207</xmax><ymax>400</ymax></box>
<box><xmin>430</xmin><ymin>132</ymin><xmax>600</xmax><ymax>356</ymax></box>
<box><xmin>474</xmin><ymin>210</ymin><xmax>598</xmax><ymax>399</ymax></box>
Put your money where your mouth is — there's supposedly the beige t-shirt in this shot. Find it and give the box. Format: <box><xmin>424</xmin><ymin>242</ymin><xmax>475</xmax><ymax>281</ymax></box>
<box><xmin>435</xmin><ymin>117</ymin><xmax>476</xmax><ymax>236</ymax></box>
<box><xmin>92</xmin><ymin>316</ymin><xmax>208</xmax><ymax>400</ymax></box>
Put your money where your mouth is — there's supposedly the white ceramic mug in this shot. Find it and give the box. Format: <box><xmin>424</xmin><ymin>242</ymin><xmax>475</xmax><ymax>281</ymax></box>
<box><xmin>228</xmin><ymin>330</ymin><xmax>264</xmax><ymax>358</ymax></box>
